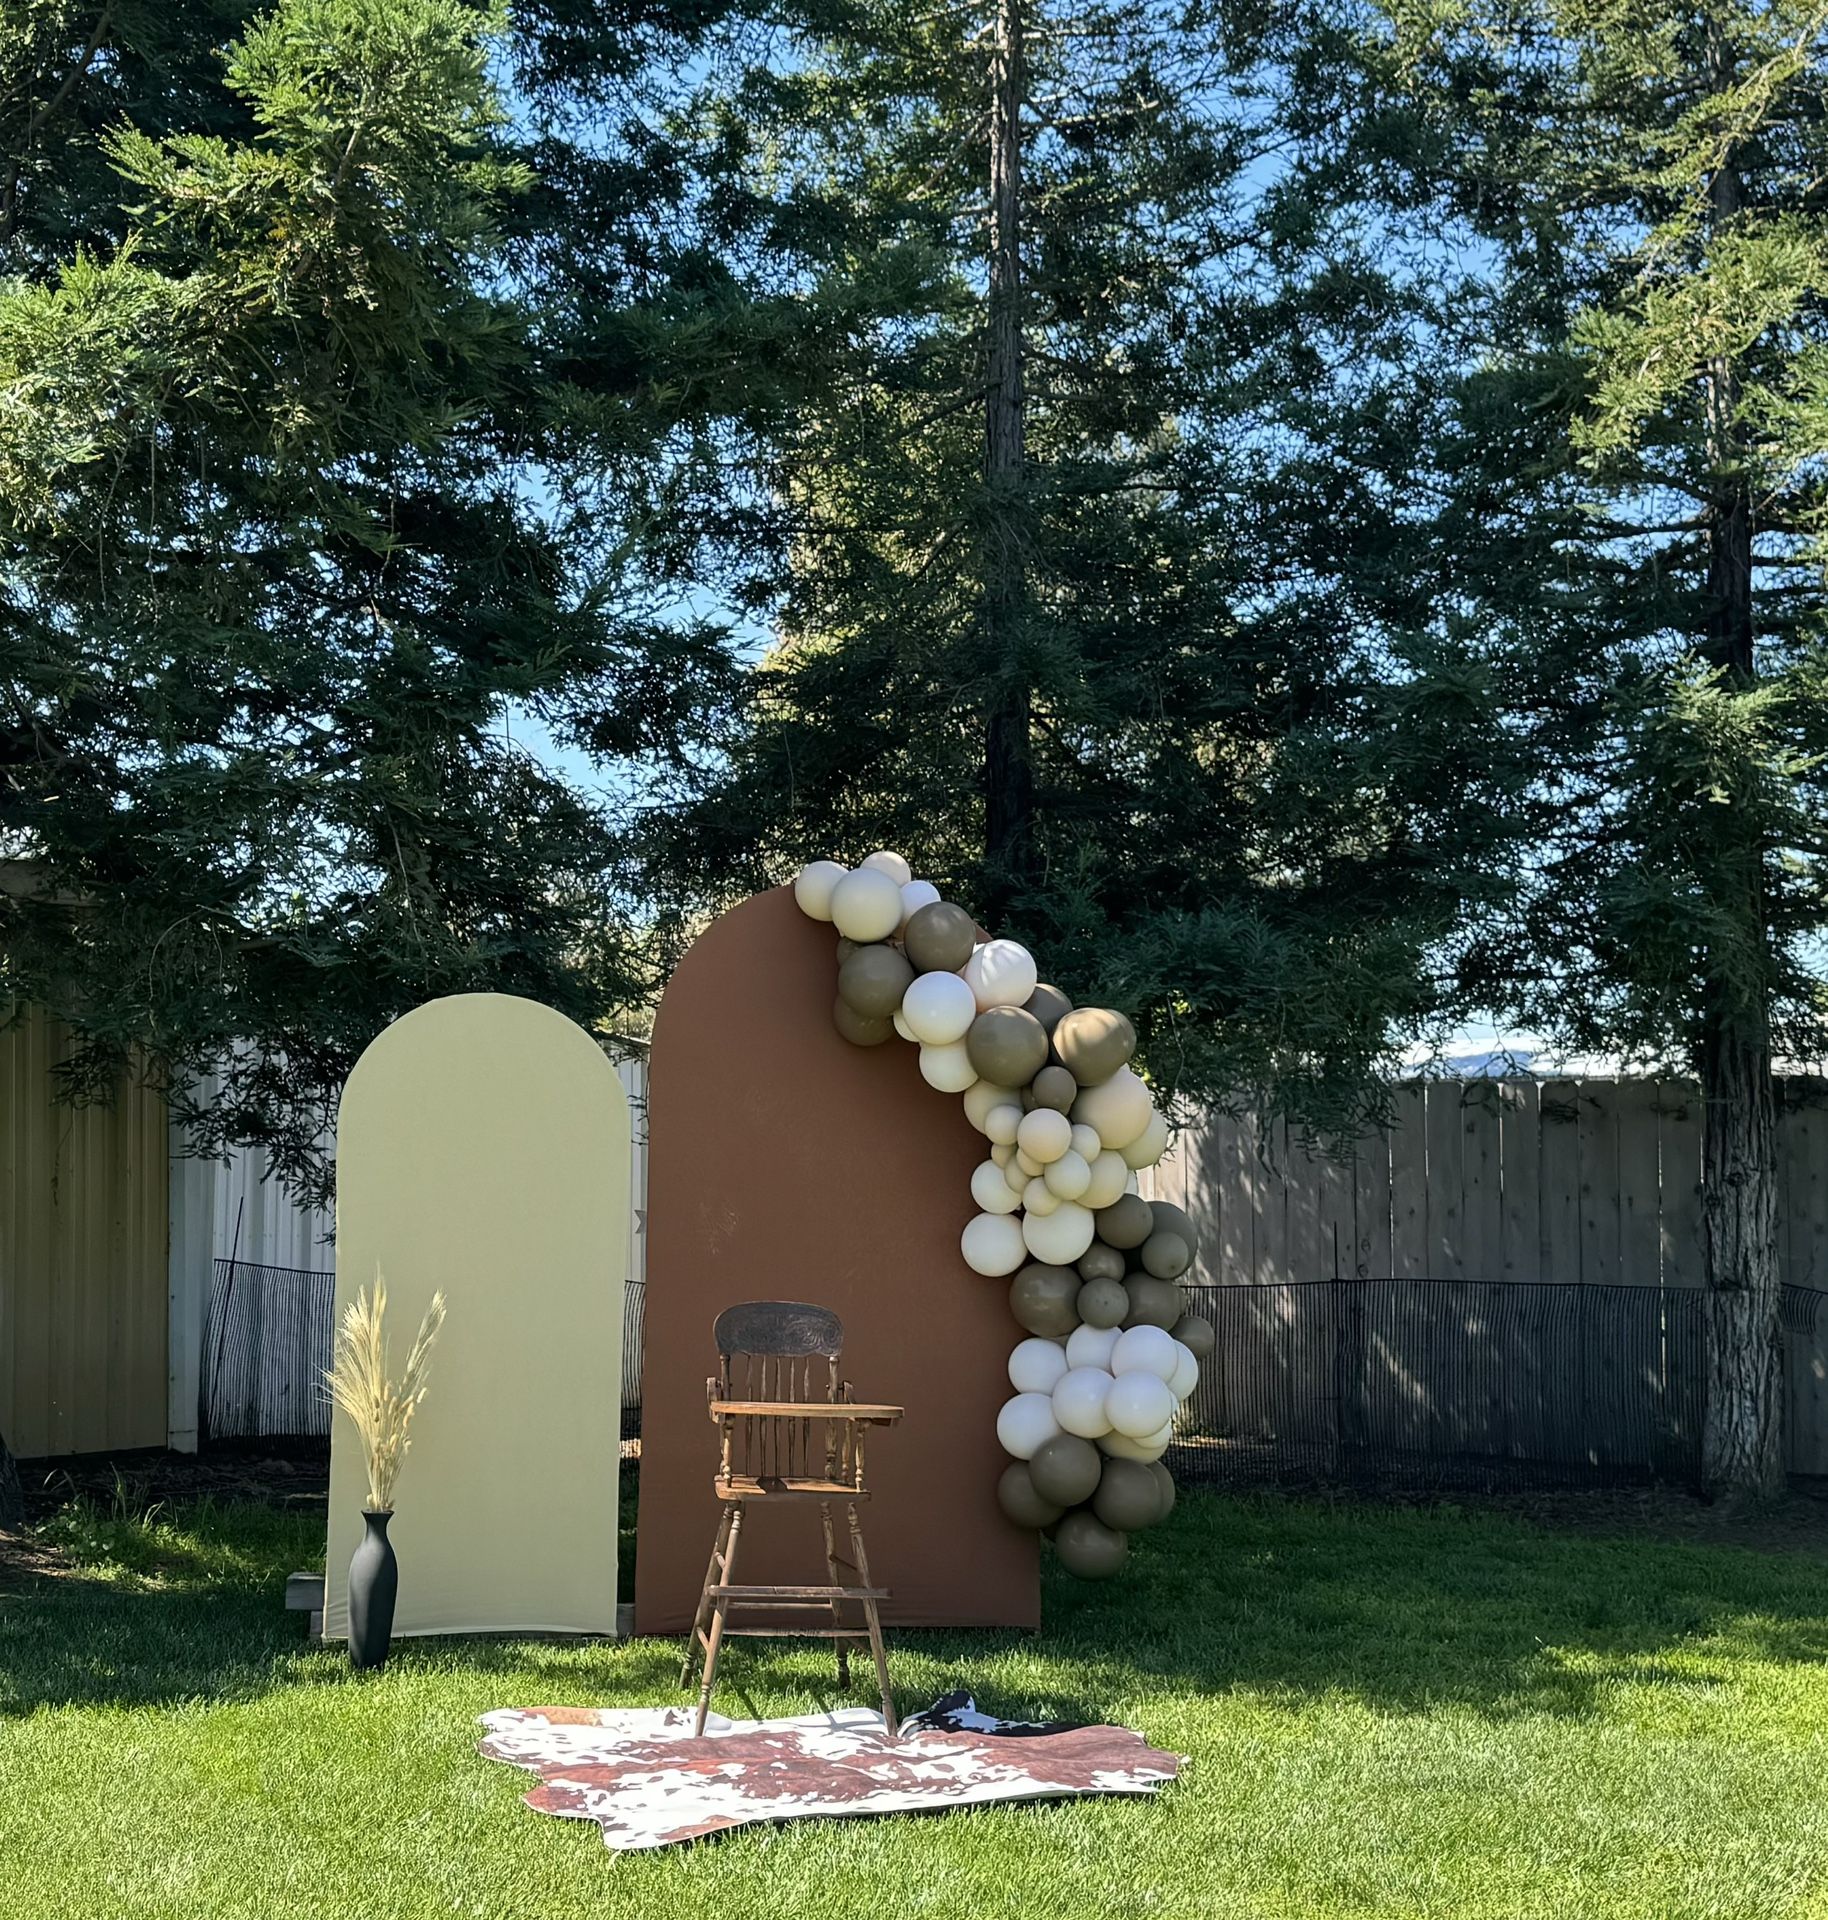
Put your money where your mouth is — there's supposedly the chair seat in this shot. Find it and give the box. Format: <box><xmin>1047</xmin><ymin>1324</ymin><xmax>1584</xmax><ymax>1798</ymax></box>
<box><xmin>715</xmin><ymin>1474</ymin><xmax>869</xmax><ymax>1501</ymax></box>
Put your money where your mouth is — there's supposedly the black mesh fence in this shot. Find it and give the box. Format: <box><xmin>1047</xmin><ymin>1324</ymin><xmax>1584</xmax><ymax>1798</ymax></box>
<box><xmin>202</xmin><ymin>1259</ymin><xmax>336</xmax><ymax>1440</ymax></box>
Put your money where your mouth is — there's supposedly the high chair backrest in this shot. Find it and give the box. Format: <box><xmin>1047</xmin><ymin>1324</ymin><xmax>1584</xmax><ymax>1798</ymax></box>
<box><xmin>709</xmin><ymin>1300</ymin><xmax>852</xmax><ymax>1487</ymax></box>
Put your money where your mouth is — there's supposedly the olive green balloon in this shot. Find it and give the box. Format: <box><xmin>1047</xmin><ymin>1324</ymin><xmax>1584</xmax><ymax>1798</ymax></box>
<box><xmin>832</xmin><ymin>996</ymin><xmax>894</xmax><ymax>1047</ymax></box>
<box><xmin>838</xmin><ymin>943</ymin><xmax>915</xmax><ymax>1020</ymax></box>
<box><xmin>1150</xmin><ymin>1199</ymin><xmax>1200</xmax><ymax>1259</ymax></box>
<box><xmin>1171</xmin><ymin>1312</ymin><xmax>1216</xmax><ymax>1361</ymax></box>
<box><xmin>966</xmin><ymin>1006</ymin><xmax>1049</xmax><ymax>1088</ymax></box>
<box><xmin>1146</xmin><ymin>1461</ymin><xmax>1177</xmax><ymax>1523</ymax></box>
<box><xmin>904</xmin><ymin>900</ymin><xmax>976</xmax><ymax>974</ymax></box>
<box><xmin>1024</xmin><ymin>982</ymin><xmax>1074</xmax><ymax>1034</ymax></box>
<box><xmin>1028</xmin><ymin>1432</ymin><xmax>1103</xmax><ymax>1507</ymax></box>
<box><xmin>1139</xmin><ymin>1228</ymin><xmax>1193</xmax><ymax>1281</ymax></box>
<box><xmin>1053</xmin><ymin>1510</ymin><xmax>1129</xmax><ymax>1580</ymax></box>
<box><xmin>1123</xmin><ymin>1275</ymin><xmax>1184</xmax><ymax>1331</ymax></box>
<box><xmin>1008</xmin><ymin>1263</ymin><xmax>1081</xmax><ymax>1337</ymax></box>
<box><xmin>997</xmin><ymin>1462</ymin><xmax>1065</xmax><ymax>1530</ymax></box>
<box><xmin>1028</xmin><ymin>1064</ymin><xmax>1078</xmax><ymax>1114</ymax></box>
<box><xmin>1095</xmin><ymin>1191</ymin><xmax>1154</xmax><ymax>1250</ymax></box>
<box><xmin>1077</xmin><ymin>1242</ymin><xmax>1125</xmax><ymax>1284</ymax></box>
<box><xmin>835</xmin><ymin>936</ymin><xmax>857</xmax><ymax>964</ymax></box>
<box><xmin>1051</xmin><ymin>1006</ymin><xmax>1136</xmax><ymax>1087</ymax></box>
<box><xmin>1093</xmin><ymin>1457</ymin><xmax>1164</xmax><ymax>1532</ymax></box>
<box><xmin>1076</xmin><ymin>1276</ymin><xmax>1129</xmax><ymax>1330</ymax></box>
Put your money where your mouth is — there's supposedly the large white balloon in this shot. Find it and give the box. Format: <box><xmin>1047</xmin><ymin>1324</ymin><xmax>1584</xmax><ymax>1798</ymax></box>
<box><xmin>1110</xmin><ymin>1324</ymin><xmax>1178</xmax><ymax>1383</ymax></box>
<box><xmin>1105</xmin><ymin>1369</ymin><xmax>1176</xmax><ymax>1438</ymax></box>
<box><xmin>793</xmin><ymin>859</ymin><xmax>848</xmax><ymax>921</ymax></box>
<box><xmin>919</xmin><ymin>1040</ymin><xmax>978</xmax><ymax>1093</ymax></box>
<box><xmin>984</xmin><ymin>1102</ymin><xmax>1023</xmax><ymax>1146</ymax></box>
<box><xmin>963</xmin><ymin>938</ymin><xmax>1039</xmax><ymax>1011</ymax></box>
<box><xmin>1065</xmin><ymin>1323</ymin><xmax>1121</xmax><ymax>1371</ymax></box>
<box><xmin>1008</xmin><ymin>1338</ymin><xmax>1070</xmax><ymax>1396</ymax></box>
<box><xmin>961</xmin><ymin>1211</ymin><xmax>1027</xmax><ymax>1276</ymax></box>
<box><xmin>898</xmin><ymin>879</ymin><xmax>940</xmax><ymax>929</ymax></box>
<box><xmin>996</xmin><ymin>1392</ymin><xmax>1061</xmax><ymax>1460</ymax></box>
<box><xmin>1099</xmin><ymin>1423</ymin><xmax>1173</xmax><ymax>1461</ymax></box>
<box><xmin>1071</xmin><ymin>1066</ymin><xmax>1155</xmax><ymax>1151</ymax></box>
<box><xmin>830</xmin><ymin>866</ymin><xmax>905</xmax><ymax>943</ymax></box>
<box><xmin>1168</xmin><ymin>1340</ymin><xmax>1200</xmax><ymax>1402</ymax></box>
<box><xmin>1081</xmin><ymin>1148</ymin><xmax>1131</xmax><ymax>1210</ymax></box>
<box><xmin>903</xmin><ymin>970</ymin><xmax>977</xmax><ymax>1046</ymax></box>
<box><xmin>1122</xmin><ymin>1109</ymin><xmax>1171</xmax><ymax>1171</ymax></box>
<box><xmin>1022</xmin><ymin>1199</ymin><xmax>1095</xmax><ymax>1265</ymax></box>
<box><xmin>1023</xmin><ymin>1176</ymin><xmax>1060</xmax><ymax>1216</ymax></box>
<box><xmin>972</xmin><ymin>1159</ymin><xmax>1023</xmax><ymax>1215</ymax></box>
<box><xmin>860</xmin><ymin>849</ymin><xmax>913</xmax><ymax>886</ymax></box>
<box><xmin>1043</xmin><ymin>1148</ymin><xmax>1091</xmax><ymax>1200</ymax></box>
<box><xmin>1016</xmin><ymin>1108</ymin><xmax>1072</xmax><ymax>1165</ymax></box>
<box><xmin>1052</xmin><ymin>1367</ymin><xmax>1116</xmax><ymax>1438</ymax></box>
<box><xmin>962</xmin><ymin>1076</ymin><xmax>1018</xmax><ymax>1129</ymax></box>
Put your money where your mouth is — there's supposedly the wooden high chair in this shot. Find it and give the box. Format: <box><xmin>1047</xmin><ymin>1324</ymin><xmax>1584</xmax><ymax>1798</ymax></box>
<box><xmin>680</xmin><ymin>1301</ymin><xmax>902</xmax><ymax>1735</ymax></box>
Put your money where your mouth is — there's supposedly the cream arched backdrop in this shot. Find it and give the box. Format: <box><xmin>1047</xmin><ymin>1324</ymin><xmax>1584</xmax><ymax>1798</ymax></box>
<box><xmin>323</xmin><ymin>993</ymin><xmax>629</xmax><ymax>1641</ymax></box>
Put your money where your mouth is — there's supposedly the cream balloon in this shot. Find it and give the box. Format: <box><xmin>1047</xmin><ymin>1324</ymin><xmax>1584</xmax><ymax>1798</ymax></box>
<box><xmin>1121</xmin><ymin>1109</ymin><xmax>1170</xmax><ymax>1171</ymax></box>
<box><xmin>898</xmin><ymin>879</ymin><xmax>940</xmax><ymax>929</ymax></box>
<box><xmin>963</xmin><ymin>938</ymin><xmax>1039</xmax><ymax>1011</ymax></box>
<box><xmin>1021</xmin><ymin>1200</ymin><xmax>1095</xmax><ymax>1266</ymax></box>
<box><xmin>984</xmin><ymin>1102</ymin><xmax>1023</xmax><ymax>1146</ymax></box>
<box><xmin>1023</xmin><ymin>1176</ymin><xmax>1060</xmax><ymax>1217</ymax></box>
<box><xmin>1051</xmin><ymin>1367</ymin><xmax>1117</xmax><ymax>1439</ymax></box>
<box><xmin>1105</xmin><ymin>1369</ymin><xmax>1176</xmax><ymax>1438</ymax></box>
<box><xmin>860</xmin><ymin>849</ymin><xmax>913</xmax><ymax>886</ymax></box>
<box><xmin>1015</xmin><ymin>1148</ymin><xmax>1042</xmax><ymax>1178</ymax></box>
<box><xmin>903</xmin><ymin>970</ymin><xmax>977</xmax><ymax>1046</ymax></box>
<box><xmin>991</xmin><ymin>1141</ymin><xmax>1016</xmax><ymax>1169</ymax></box>
<box><xmin>1008</xmin><ymin>1338</ymin><xmax>1071</xmax><ymax>1396</ymax></box>
<box><xmin>1070</xmin><ymin>1066</ymin><xmax>1154</xmax><ymax>1151</ymax></box>
<box><xmin>918</xmin><ymin>1040</ymin><xmax>978</xmax><ymax>1093</ymax></box>
<box><xmin>1168</xmin><ymin>1341</ymin><xmax>1200</xmax><ymax>1401</ymax></box>
<box><xmin>892</xmin><ymin>1009</ymin><xmax>916</xmax><ymax>1042</ymax></box>
<box><xmin>1003</xmin><ymin>1158</ymin><xmax>1030</xmax><ymax>1196</ymax></box>
<box><xmin>1016</xmin><ymin>1107</ymin><xmax>1072</xmax><ymax>1165</ymax></box>
<box><xmin>1070</xmin><ymin>1123</ymin><xmax>1103</xmax><ymax>1162</ymax></box>
<box><xmin>961</xmin><ymin>1212</ymin><xmax>1028</xmax><ymax>1276</ymax></box>
<box><xmin>1110</xmin><ymin>1324</ymin><xmax>1178</xmax><ymax>1382</ymax></box>
<box><xmin>1080</xmin><ymin>1149</ymin><xmax>1131</xmax><ymax>1210</ymax></box>
<box><xmin>972</xmin><ymin>1160</ymin><xmax>1023</xmax><ymax>1215</ymax></box>
<box><xmin>996</xmin><ymin>1392</ymin><xmax>1061</xmax><ymax>1460</ymax></box>
<box><xmin>963</xmin><ymin>1077</ymin><xmax>1019</xmax><ymax>1130</ymax></box>
<box><xmin>830</xmin><ymin>866</ymin><xmax>905</xmax><ymax>943</ymax></box>
<box><xmin>1065</xmin><ymin>1323</ymin><xmax>1121</xmax><ymax>1371</ymax></box>
<box><xmin>1099</xmin><ymin>1423</ymin><xmax>1173</xmax><ymax>1461</ymax></box>
<box><xmin>792</xmin><ymin>859</ymin><xmax>848</xmax><ymax>921</ymax></box>
<box><xmin>1043</xmin><ymin>1149</ymin><xmax>1091</xmax><ymax>1200</ymax></box>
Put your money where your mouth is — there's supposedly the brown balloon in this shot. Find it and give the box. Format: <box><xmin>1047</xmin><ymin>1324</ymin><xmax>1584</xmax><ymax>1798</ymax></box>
<box><xmin>1023</xmin><ymin>983</ymin><xmax>1074</xmax><ymax>1035</ymax></box>
<box><xmin>1171</xmin><ymin>1312</ymin><xmax>1215</xmax><ymax>1361</ymax></box>
<box><xmin>1095</xmin><ymin>1191</ymin><xmax>1154</xmax><ymax>1250</ymax></box>
<box><xmin>997</xmin><ymin>1462</ymin><xmax>1065</xmax><ymax>1530</ymax></box>
<box><xmin>1008</xmin><ymin>1263</ymin><xmax>1081</xmax><ymax>1337</ymax></box>
<box><xmin>1093</xmin><ymin>1457</ymin><xmax>1164</xmax><ymax>1532</ymax></box>
<box><xmin>1150</xmin><ymin>1199</ymin><xmax>1200</xmax><ymax>1259</ymax></box>
<box><xmin>1051</xmin><ymin>1007</ymin><xmax>1136</xmax><ymax>1087</ymax></box>
<box><xmin>1123</xmin><ymin>1275</ymin><xmax>1184</xmax><ymax>1331</ymax></box>
<box><xmin>831</xmin><ymin>995</ymin><xmax>894</xmax><ymax>1047</ymax></box>
<box><xmin>1028</xmin><ymin>1432</ymin><xmax>1103</xmax><ymax>1506</ymax></box>
<box><xmin>1146</xmin><ymin>1460</ymin><xmax>1176</xmax><ymax>1524</ymax></box>
<box><xmin>1139</xmin><ymin>1228</ymin><xmax>1193</xmax><ymax>1281</ymax></box>
<box><xmin>966</xmin><ymin>1006</ymin><xmax>1049</xmax><ymax>1088</ymax></box>
<box><xmin>1052</xmin><ymin>1510</ymin><xmax>1128</xmax><ymax>1580</ymax></box>
<box><xmin>903</xmin><ymin>900</ymin><xmax>976</xmax><ymax>974</ymax></box>
<box><xmin>1028</xmin><ymin>1065</ymin><xmax>1078</xmax><ymax>1114</ymax></box>
<box><xmin>1076</xmin><ymin>1276</ymin><xmax>1129</xmax><ymax>1330</ymax></box>
<box><xmin>838</xmin><ymin>943</ymin><xmax>915</xmax><ymax>1020</ymax></box>
<box><xmin>1077</xmin><ymin>1242</ymin><xmax>1125</xmax><ymax>1284</ymax></box>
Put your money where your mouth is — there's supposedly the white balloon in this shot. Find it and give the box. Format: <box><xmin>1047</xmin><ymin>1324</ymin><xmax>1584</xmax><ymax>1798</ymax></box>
<box><xmin>919</xmin><ymin>1040</ymin><xmax>978</xmax><ymax>1093</ymax></box>
<box><xmin>1009</xmin><ymin>1337</ymin><xmax>1070</xmax><ymax>1396</ymax></box>
<box><xmin>904</xmin><ymin>970</ymin><xmax>978</xmax><ymax>1046</ymax></box>
<box><xmin>1065</xmin><ymin>1323</ymin><xmax>1121</xmax><ymax>1371</ymax></box>
<box><xmin>1099</xmin><ymin>1422</ymin><xmax>1173</xmax><ymax>1461</ymax></box>
<box><xmin>972</xmin><ymin>1160</ymin><xmax>1023</xmax><ymax>1215</ymax></box>
<box><xmin>1023</xmin><ymin>1176</ymin><xmax>1060</xmax><ymax>1216</ymax></box>
<box><xmin>1016</xmin><ymin>1108</ymin><xmax>1072</xmax><ymax>1165</ymax></box>
<box><xmin>892</xmin><ymin>1009</ymin><xmax>915</xmax><ymax>1043</ymax></box>
<box><xmin>1105</xmin><ymin>1370</ymin><xmax>1176</xmax><ymax>1438</ymax></box>
<box><xmin>1052</xmin><ymin>1367</ymin><xmax>1116</xmax><ymax>1438</ymax></box>
<box><xmin>793</xmin><ymin>859</ymin><xmax>848</xmax><ymax>921</ymax></box>
<box><xmin>1003</xmin><ymin>1158</ymin><xmax>1030</xmax><ymax>1195</ymax></box>
<box><xmin>898</xmin><ymin>878</ymin><xmax>940</xmax><ymax>929</ymax></box>
<box><xmin>1069</xmin><ymin>1123</ymin><xmax>1103</xmax><ymax>1162</ymax></box>
<box><xmin>963</xmin><ymin>938</ymin><xmax>1039</xmax><ymax>1011</ymax></box>
<box><xmin>962</xmin><ymin>1211</ymin><xmax>1028</xmax><ymax>1275</ymax></box>
<box><xmin>1071</xmin><ymin>1066</ymin><xmax>1154</xmax><ymax>1151</ymax></box>
<box><xmin>1111</xmin><ymin>1324</ymin><xmax>1178</xmax><ymax>1382</ymax></box>
<box><xmin>860</xmin><ymin>849</ymin><xmax>913</xmax><ymax>886</ymax></box>
<box><xmin>1168</xmin><ymin>1341</ymin><xmax>1200</xmax><ymax>1401</ymax></box>
<box><xmin>831</xmin><ymin>867</ymin><xmax>905</xmax><ymax>943</ymax></box>
<box><xmin>963</xmin><ymin>1077</ymin><xmax>1018</xmax><ymax>1129</ymax></box>
<box><xmin>996</xmin><ymin>1392</ymin><xmax>1061</xmax><ymax>1460</ymax></box>
<box><xmin>1122</xmin><ymin>1108</ymin><xmax>1170</xmax><ymax>1170</ymax></box>
<box><xmin>1043</xmin><ymin>1148</ymin><xmax>1091</xmax><ymax>1200</ymax></box>
<box><xmin>1022</xmin><ymin>1200</ymin><xmax>1095</xmax><ymax>1266</ymax></box>
<box><xmin>1081</xmin><ymin>1148</ymin><xmax>1131</xmax><ymax>1210</ymax></box>
<box><xmin>1014</xmin><ymin>1148</ymin><xmax>1042</xmax><ymax>1178</ymax></box>
<box><xmin>991</xmin><ymin>1140</ymin><xmax>1016</xmax><ymax>1168</ymax></box>
<box><xmin>984</xmin><ymin>1102</ymin><xmax>1023</xmax><ymax>1146</ymax></box>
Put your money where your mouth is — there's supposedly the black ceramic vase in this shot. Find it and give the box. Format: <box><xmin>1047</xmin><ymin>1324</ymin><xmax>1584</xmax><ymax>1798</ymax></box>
<box><xmin>347</xmin><ymin>1509</ymin><xmax>398</xmax><ymax>1671</ymax></box>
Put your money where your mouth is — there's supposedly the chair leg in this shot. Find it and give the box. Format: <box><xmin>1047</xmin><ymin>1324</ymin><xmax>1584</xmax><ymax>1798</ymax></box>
<box><xmin>680</xmin><ymin>1504</ymin><xmax>733</xmax><ymax>1689</ymax></box>
<box><xmin>820</xmin><ymin>1501</ymin><xmax>851</xmax><ymax>1688</ymax></box>
<box><xmin>694</xmin><ymin>1502</ymin><xmax>744</xmax><ymax>1737</ymax></box>
<box><xmin>846</xmin><ymin>1502</ymin><xmax>894</xmax><ymax>1735</ymax></box>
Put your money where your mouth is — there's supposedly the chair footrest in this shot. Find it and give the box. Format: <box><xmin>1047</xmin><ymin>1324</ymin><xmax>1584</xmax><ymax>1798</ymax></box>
<box><xmin>720</xmin><ymin>1626</ymin><xmax>873</xmax><ymax>1639</ymax></box>
<box><xmin>714</xmin><ymin>1584</ymin><xmax>887</xmax><ymax>1601</ymax></box>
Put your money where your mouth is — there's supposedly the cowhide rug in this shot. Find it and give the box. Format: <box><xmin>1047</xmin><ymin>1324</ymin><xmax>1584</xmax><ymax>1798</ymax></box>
<box><xmin>477</xmin><ymin>1694</ymin><xmax>1184</xmax><ymax>1850</ymax></box>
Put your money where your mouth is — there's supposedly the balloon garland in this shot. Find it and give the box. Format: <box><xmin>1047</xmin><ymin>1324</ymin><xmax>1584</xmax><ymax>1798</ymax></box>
<box><xmin>794</xmin><ymin>851</ymin><xmax>1217</xmax><ymax>1580</ymax></box>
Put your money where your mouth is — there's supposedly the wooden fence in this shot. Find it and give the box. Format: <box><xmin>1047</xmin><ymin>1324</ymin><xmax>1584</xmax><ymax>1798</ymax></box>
<box><xmin>1150</xmin><ymin>1078</ymin><xmax>1828</xmax><ymax>1477</ymax></box>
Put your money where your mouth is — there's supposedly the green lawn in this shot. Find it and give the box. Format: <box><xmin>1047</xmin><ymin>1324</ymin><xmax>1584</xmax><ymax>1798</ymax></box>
<box><xmin>3</xmin><ymin>1486</ymin><xmax>1827</xmax><ymax>1920</ymax></box>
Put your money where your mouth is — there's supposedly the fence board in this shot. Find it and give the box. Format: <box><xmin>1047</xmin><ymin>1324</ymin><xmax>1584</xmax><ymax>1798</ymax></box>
<box><xmin>1659</xmin><ymin>1081</ymin><xmax>1705</xmax><ymax>1289</ymax></box>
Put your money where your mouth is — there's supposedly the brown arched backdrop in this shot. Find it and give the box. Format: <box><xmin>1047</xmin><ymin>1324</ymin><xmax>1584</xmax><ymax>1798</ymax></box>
<box><xmin>635</xmin><ymin>887</ymin><xmax>1039</xmax><ymax>1633</ymax></box>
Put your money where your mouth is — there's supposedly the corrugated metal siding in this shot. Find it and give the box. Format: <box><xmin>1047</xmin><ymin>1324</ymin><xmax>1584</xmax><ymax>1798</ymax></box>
<box><xmin>1</xmin><ymin>1006</ymin><xmax>169</xmax><ymax>1457</ymax></box>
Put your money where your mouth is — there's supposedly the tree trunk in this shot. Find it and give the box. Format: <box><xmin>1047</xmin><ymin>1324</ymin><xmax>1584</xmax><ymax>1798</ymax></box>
<box><xmin>982</xmin><ymin>0</ymin><xmax>1032</xmax><ymax>918</ymax></box>
<box><xmin>0</xmin><ymin>1428</ymin><xmax>23</xmax><ymax>1532</ymax></box>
